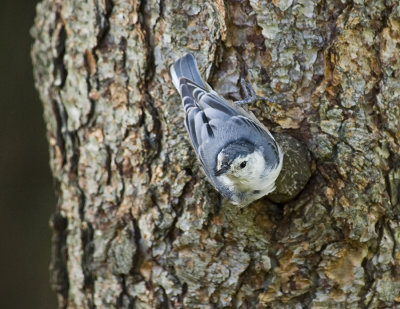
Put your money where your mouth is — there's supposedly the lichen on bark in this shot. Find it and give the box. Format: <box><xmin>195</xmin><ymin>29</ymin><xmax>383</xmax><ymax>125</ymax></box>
<box><xmin>32</xmin><ymin>0</ymin><xmax>400</xmax><ymax>308</ymax></box>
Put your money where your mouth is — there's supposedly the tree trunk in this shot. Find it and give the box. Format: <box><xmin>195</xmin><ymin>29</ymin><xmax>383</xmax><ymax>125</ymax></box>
<box><xmin>31</xmin><ymin>0</ymin><xmax>400</xmax><ymax>307</ymax></box>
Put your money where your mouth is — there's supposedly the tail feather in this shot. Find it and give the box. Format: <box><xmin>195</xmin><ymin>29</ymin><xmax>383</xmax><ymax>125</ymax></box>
<box><xmin>170</xmin><ymin>54</ymin><xmax>206</xmax><ymax>94</ymax></box>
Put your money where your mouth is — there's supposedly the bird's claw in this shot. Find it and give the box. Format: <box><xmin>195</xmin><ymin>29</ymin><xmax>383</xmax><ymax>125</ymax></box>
<box><xmin>234</xmin><ymin>78</ymin><xmax>276</xmax><ymax>105</ymax></box>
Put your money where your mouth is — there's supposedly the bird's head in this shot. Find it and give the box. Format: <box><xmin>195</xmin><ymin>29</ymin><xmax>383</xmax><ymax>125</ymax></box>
<box><xmin>215</xmin><ymin>140</ymin><xmax>266</xmax><ymax>185</ymax></box>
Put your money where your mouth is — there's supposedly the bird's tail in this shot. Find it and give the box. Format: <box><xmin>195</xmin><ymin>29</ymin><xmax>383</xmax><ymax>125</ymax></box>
<box><xmin>170</xmin><ymin>53</ymin><xmax>206</xmax><ymax>94</ymax></box>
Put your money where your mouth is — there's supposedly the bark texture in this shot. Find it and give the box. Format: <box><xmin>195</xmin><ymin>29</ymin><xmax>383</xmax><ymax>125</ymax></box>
<box><xmin>32</xmin><ymin>0</ymin><xmax>400</xmax><ymax>307</ymax></box>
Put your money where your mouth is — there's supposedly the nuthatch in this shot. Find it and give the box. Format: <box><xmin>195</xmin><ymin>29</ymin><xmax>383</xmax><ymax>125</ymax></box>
<box><xmin>170</xmin><ymin>53</ymin><xmax>283</xmax><ymax>206</ymax></box>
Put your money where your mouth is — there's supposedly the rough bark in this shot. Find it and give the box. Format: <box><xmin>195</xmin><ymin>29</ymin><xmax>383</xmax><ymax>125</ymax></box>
<box><xmin>31</xmin><ymin>0</ymin><xmax>400</xmax><ymax>307</ymax></box>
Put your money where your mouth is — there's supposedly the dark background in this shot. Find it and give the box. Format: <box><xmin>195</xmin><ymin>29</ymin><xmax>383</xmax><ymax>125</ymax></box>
<box><xmin>0</xmin><ymin>0</ymin><xmax>57</xmax><ymax>307</ymax></box>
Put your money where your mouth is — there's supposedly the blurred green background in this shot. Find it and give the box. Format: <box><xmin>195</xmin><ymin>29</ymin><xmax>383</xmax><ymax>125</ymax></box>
<box><xmin>0</xmin><ymin>0</ymin><xmax>57</xmax><ymax>307</ymax></box>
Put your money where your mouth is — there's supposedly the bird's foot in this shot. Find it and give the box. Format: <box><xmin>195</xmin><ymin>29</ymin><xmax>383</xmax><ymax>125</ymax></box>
<box><xmin>234</xmin><ymin>78</ymin><xmax>275</xmax><ymax>105</ymax></box>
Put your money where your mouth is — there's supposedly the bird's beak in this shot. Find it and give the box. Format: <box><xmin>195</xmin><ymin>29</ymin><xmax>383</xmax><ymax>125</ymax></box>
<box><xmin>215</xmin><ymin>164</ymin><xmax>230</xmax><ymax>176</ymax></box>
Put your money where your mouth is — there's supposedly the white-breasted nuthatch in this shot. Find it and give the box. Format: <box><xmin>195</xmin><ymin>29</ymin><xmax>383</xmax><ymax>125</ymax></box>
<box><xmin>170</xmin><ymin>53</ymin><xmax>283</xmax><ymax>206</ymax></box>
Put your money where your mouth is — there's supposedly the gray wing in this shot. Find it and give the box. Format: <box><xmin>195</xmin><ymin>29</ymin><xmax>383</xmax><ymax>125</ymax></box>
<box><xmin>179</xmin><ymin>78</ymin><xmax>280</xmax><ymax>169</ymax></box>
<box><xmin>179</xmin><ymin>79</ymin><xmax>234</xmax><ymax>159</ymax></box>
<box><xmin>170</xmin><ymin>53</ymin><xmax>239</xmax><ymax>157</ymax></box>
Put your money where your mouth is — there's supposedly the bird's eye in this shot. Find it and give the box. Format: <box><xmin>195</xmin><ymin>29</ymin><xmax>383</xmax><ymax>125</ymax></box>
<box><xmin>240</xmin><ymin>161</ymin><xmax>247</xmax><ymax>168</ymax></box>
